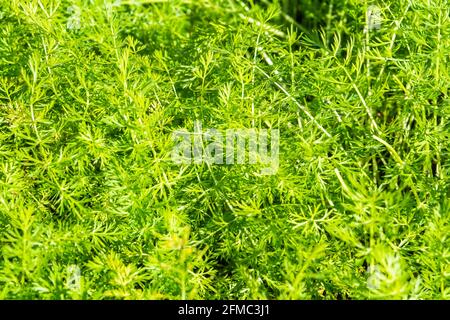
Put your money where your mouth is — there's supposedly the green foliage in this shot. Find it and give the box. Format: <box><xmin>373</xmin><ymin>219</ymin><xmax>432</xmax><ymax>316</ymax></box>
<box><xmin>0</xmin><ymin>0</ymin><xmax>449</xmax><ymax>299</ymax></box>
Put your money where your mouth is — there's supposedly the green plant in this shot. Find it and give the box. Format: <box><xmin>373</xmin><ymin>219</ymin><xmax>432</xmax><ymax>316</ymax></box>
<box><xmin>0</xmin><ymin>0</ymin><xmax>448</xmax><ymax>300</ymax></box>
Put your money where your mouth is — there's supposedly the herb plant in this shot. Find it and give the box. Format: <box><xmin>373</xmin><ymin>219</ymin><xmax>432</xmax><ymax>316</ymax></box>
<box><xmin>0</xmin><ymin>0</ymin><xmax>448</xmax><ymax>299</ymax></box>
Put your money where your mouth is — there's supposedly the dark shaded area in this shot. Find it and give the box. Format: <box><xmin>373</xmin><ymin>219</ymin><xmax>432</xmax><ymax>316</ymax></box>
<box><xmin>254</xmin><ymin>0</ymin><xmax>333</xmax><ymax>29</ymax></box>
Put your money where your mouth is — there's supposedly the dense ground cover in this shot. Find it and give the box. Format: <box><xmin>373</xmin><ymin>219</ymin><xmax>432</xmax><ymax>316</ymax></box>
<box><xmin>0</xmin><ymin>0</ymin><xmax>449</xmax><ymax>299</ymax></box>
